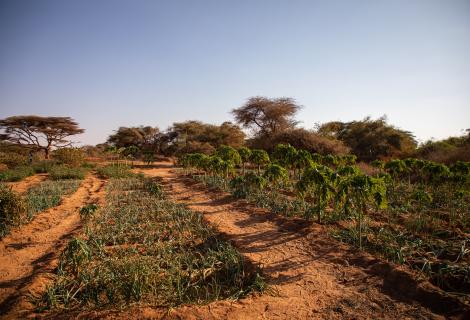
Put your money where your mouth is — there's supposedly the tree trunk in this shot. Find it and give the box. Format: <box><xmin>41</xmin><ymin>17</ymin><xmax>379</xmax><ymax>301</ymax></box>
<box><xmin>44</xmin><ymin>147</ymin><xmax>51</xmax><ymax>159</ymax></box>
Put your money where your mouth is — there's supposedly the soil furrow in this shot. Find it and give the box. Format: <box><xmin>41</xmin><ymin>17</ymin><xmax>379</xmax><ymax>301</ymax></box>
<box><xmin>5</xmin><ymin>174</ymin><xmax>48</xmax><ymax>194</ymax></box>
<box><xmin>128</xmin><ymin>163</ymin><xmax>469</xmax><ymax>320</ymax></box>
<box><xmin>0</xmin><ymin>173</ymin><xmax>106</xmax><ymax>319</ymax></box>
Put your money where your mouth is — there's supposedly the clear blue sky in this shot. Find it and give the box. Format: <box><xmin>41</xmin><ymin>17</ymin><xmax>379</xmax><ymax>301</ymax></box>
<box><xmin>1</xmin><ymin>0</ymin><xmax>469</xmax><ymax>145</ymax></box>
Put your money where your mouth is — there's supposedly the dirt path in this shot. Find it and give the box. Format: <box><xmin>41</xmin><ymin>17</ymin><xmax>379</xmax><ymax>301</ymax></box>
<box><xmin>5</xmin><ymin>174</ymin><xmax>48</xmax><ymax>193</ymax></box>
<box><xmin>127</xmin><ymin>163</ymin><xmax>469</xmax><ymax>320</ymax></box>
<box><xmin>0</xmin><ymin>173</ymin><xmax>107</xmax><ymax>319</ymax></box>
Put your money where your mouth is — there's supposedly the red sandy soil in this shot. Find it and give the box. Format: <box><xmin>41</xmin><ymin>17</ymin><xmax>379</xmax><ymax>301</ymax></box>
<box><xmin>2</xmin><ymin>163</ymin><xmax>468</xmax><ymax>320</ymax></box>
<box><xmin>0</xmin><ymin>173</ymin><xmax>107</xmax><ymax>319</ymax></box>
<box><xmin>5</xmin><ymin>174</ymin><xmax>48</xmax><ymax>193</ymax></box>
<box><xmin>114</xmin><ymin>162</ymin><xmax>467</xmax><ymax>320</ymax></box>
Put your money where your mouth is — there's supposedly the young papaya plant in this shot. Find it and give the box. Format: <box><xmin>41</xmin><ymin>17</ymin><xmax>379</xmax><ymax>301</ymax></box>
<box><xmin>371</xmin><ymin>159</ymin><xmax>385</xmax><ymax>177</ymax></box>
<box><xmin>311</xmin><ymin>153</ymin><xmax>322</xmax><ymax>164</ymax></box>
<box><xmin>245</xmin><ymin>172</ymin><xmax>268</xmax><ymax>192</ymax></box>
<box><xmin>229</xmin><ymin>176</ymin><xmax>247</xmax><ymax>198</ymax></box>
<box><xmin>341</xmin><ymin>154</ymin><xmax>357</xmax><ymax>166</ymax></box>
<box><xmin>322</xmin><ymin>154</ymin><xmax>339</xmax><ymax>168</ymax></box>
<box><xmin>216</xmin><ymin>145</ymin><xmax>242</xmax><ymax>167</ymax></box>
<box><xmin>238</xmin><ymin>147</ymin><xmax>252</xmax><ymax>175</ymax></box>
<box><xmin>273</xmin><ymin>144</ymin><xmax>298</xmax><ymax>178</ymax></box>
<box><xmin>337</xmin><ymin>165</ymin><xmax>361</xmax><ymax>177</ymax></box>
<box><xmin>263</xmin><ymin>163</ymin><xmax>289</xmax><ymax>189</ymax></box>
<box><xmin>384</xmin><ymin>159</ymin><xmax>407</xmax><ymax>180</ymax></box>
<box><xmin>422</xmin><ymin>162</ymin><xmax>451</xmax><ymax>184</ymax></box>
<box><xmin>208</xmin><ymin>156</ymin><xmax>225</xmax><ymax>177</ymax></box>
<box><xmin>296</xmin><ymin>165</ymin><xmax>335</xmax><ymax>223</ymax></box>
<box><xmin>294</xmin><ymin>150</ymin><xmax>313</xmax><ymax>180</ymax></box>
<box><xmin>335</xmin><ymin>173</ymin><xmax>387</xmax><ymax>249</ymax></box>
<box><xmin>250</xmin><ymin>149</ymin><xmax>270</xmax><ymax>174</ymax></box>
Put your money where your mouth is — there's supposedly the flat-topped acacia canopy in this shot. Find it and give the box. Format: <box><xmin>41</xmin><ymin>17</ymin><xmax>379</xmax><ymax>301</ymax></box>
<box><xmin>0</xmin><ymin>115</ymin><xmax>84</xmax><ymax>159</ymax></box>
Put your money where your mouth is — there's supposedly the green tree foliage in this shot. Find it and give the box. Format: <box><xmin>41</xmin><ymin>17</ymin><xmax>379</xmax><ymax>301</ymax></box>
<box><xmin>168</xmin><ymin>121</ymin><xmax>245</xmax><ymax>155</ymax></box>
<box><xmin>107</xmin><ymin>126</ymin><xmax>161</xmax><ymax>156</ymax></box>
<box><xmin>249</xmin><ymin>128</ymin><xmax>349</xmax><ymax>156</ymax></box>
<box><xmin>317</xmin><ymin>116</ymin><xmax>417</xmax><ymax>161</ymax></box>
<box><xmin>415</xmin><ymin>129</ymin><xmax>470</xmax><ymax>163</ymax></box>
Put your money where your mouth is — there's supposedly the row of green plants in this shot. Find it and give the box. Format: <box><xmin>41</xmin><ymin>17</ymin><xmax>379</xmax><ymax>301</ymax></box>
<box><xmin>0</xmin><ymin>180</ymin><xmax>82</xmax><ymax>238</ymax></box>
<box><xmin>96</xmin><ymin>163</ymin><xmax>141</xmax><ymax>179</ymax></box>
<box><xmin>179</xmin><ymin>144</ymin><xmax>470</xmax><ymax>297</ymax></box>
<box><xmin>0</xmin><ymin>147</ymin><xmax>95</xmax><ymax>182</ymax></box>
<box><xmin>34</xmin><ymin>176</ymin><xmax>266</xmax><ymax>312</ymax></box>
<box><xmin>0</xmin><ymin>161</ymin><xmax>93</xmax><ymax>182</ymax></box>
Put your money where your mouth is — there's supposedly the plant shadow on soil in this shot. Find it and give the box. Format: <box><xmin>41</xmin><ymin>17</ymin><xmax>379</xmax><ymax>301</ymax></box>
<box><xmin>160</xmin><ymin>171</ymin><xmax>470</xmax><ymax>319</ymax></box>
<box><xmin>0</xmin><ymin>224</ymin><xmax>82</xmax><ymax>316</ymax></box>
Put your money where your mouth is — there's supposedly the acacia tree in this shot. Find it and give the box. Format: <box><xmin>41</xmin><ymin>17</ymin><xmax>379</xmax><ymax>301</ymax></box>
<box><xmin>0</xmin><ymin>116</ymin><xmax>84</xmax><ymax>159</ymax></box>
<box><xmin>232</xmin><ymin>96</ymin><xmax>301</xmax><ymax>136</ymax></box>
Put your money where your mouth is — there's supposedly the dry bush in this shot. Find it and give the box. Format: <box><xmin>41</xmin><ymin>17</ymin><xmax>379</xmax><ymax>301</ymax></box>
<box><xmin>52</xmin><ymin>148</ymin><xmax>85</xmax><ymax>167</ymax></box>
<box><xmin>0</xmin><ymin>185</ymin><xmax>26</xmax><ymax>237</ymax></box>
<box><xmin>0</xmin><ymin>152</ymin><xmax>28</xmax><ymax>168</ymax></box>
<box><xmin>248</xmin><ymin>128</ymin><xmax>350</xmax><ymax>155</ymax></box>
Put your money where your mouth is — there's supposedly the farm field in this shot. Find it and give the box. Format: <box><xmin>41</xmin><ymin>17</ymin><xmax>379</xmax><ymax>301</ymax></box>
<box><xmin>0</xmin><ymin>156</ymin><xmax>469</xmax><ymax>319</ymax></box>
<box><xmin>2</xmin><ymin>1</ymin><xmax>470</xmax><ymax>318</ymax></box>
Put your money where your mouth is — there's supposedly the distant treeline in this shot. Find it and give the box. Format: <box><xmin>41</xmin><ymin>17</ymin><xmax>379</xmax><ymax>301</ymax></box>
<box><xmin>1</xmin><ymin>97</ymin><xmax>469</xmax><ymax>164</ymax></box>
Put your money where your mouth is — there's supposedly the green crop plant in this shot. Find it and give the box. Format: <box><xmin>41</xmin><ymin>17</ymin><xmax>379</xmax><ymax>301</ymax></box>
<box><xmin>273</xmin><ymin>144</ymin><xmax>298</xmax><ymax>177</ymax></box>
<box><xmin>406</xmin><ymin>188</ymin><xmax>433</xmax><ymax>233</ymax></box>
<box><xmin>26</xmin><ymin>180</ymin><xmax>82</xmax><ymax>219</ymax></box>
<box><xmin>340</xmin><ymin>154</ymin><xmax>357</xmax><ymax>166</ymax></box>
<box><xmin>296</xmin><ymin>165</ymin><xmax>335</xmax><ymax>223</ymax></box>
<box><xmin>52</xmin><ymin>148</ymin><xmax>85</xmax><ymax>167</ymax></box>
<box><xmin>216</xmin><ymin>145</ymin><xmax>241</xmax><ymax>167</ymax></box>
<box><xmin>322</xmin><ymin>154</ymin><xmax>338</xmax><ymax>168</ymax></box>
<box><xmin>294</xmin><ymin>150</ymin><xmax>313</xmax><ymax>180</ymax></box>
<box><xmin>335</xmin><ymin>173</ymin><xmax>387</xmax><ymax>249</ymax></box>
<box><xmin>97</xmin><ymin>164</ymin><xmax>136</xmax><ymax>179</ymax></box>
<box><xmin>384</xmin><ymin>159</ymin><xmax>407</xmax><ymax>179</ymax></box>
<box><xmin>79</xmin><ymin>203</ymin><xmax>99</xmax><ymax>220</ymax></box>
<box><xmin>57</xmin><ymin>237</ymin><xmax>92</xmax><ymax>276</ymax></box>
<box><xmin>263</xmin><ymin>164</ymin><xmax>288</xmax><ymax>189</ymax></box>
<box><xmin>0</xmin><ymin>185</ymin><xmax>27</xmax><ymax>237</ymax></box>
<box><xmin>0</xmin><ymin>165</ymin><xmax>35</xmax><ymax>182</ymax></box>
<box><xmin>48</xmin><ymin>165</ymin><xmax>87</xmax><ymax>180</ymax></box>
<box><xmin>337</xmin><ymin>165</ymin><xmax>361</xmax><ymax>177</ymax></box>
<box><xmin>311</xmin><ymin>153</ymin><xmax>322</xmax><ymax>164</ymax></box>
<box><xmin>238</xmin><ymin>147</ymin><xmax>252</xmax><ymax>174</ymax></box>
<box><xmin>249</xmin><ymin>149</ymin><xmax>270</xmax><ymax>174</ymax></box>
<box><xmin>35</xmin><ymin>176</ymin><xmax>265</xmax><ymax>311</ymax></box>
